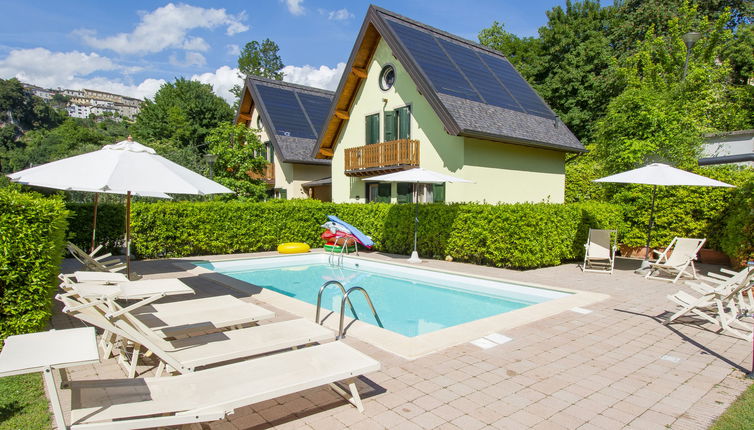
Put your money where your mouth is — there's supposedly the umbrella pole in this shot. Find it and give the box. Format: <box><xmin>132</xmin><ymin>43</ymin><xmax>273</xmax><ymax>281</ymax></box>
<box><xmin>644</xmin><ymin>185</ymin><xmax>658</xmax><ymax>260</ymax></box>
<box><xmin>126</xmin><ymin>191</ymin><xmax>131</xmax><ymax>279</ymax></box>
<box><xmin>90</xmin><ymin>193</ymin><xmax>99</xmax><ymax>253</ymax></box>
<box><xmin>408</xmin><ymin>184</ymin><xmax>421</xmax><ymax>263</ymax></box>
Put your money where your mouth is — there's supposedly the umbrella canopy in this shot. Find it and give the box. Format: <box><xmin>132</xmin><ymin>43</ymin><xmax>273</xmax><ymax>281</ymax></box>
<box><xmin>593</xmin><ymin>163</ymin><xmax>734</xmax><ymax>268</ymax></box>
<box><xmin>368</xmin><ymin>168</ymin><xmax>472</xmax><ymax>263</ymax></box>
<box><xmin>8</xmin><ymin>137</ymin><xmax>233</xmax><ymax>277</ymax></box>
<box><xmin>367</xmin><ymin>167</ymin><xmax>474</xmax><ymax>185</ymax></box>
<box><xmin>593</xmin><ymin>163</ymin><xmax>734</xmax><ymax>187</ymax></box>
<box><xmin>8</xmin><ymin>138</ymin><xmax>232</xmax><ymax>195</ymax></box>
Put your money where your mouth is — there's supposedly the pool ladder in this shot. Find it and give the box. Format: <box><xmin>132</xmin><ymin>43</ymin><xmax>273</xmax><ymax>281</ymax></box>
<box><xmin>315</xmin><ymin>280</ymin><xmax>383</xmax><ymax>339</ymax></box>
<box><xmin>328</xmin><ymin>236</ymin><xmax>357</xmax><ymax>268</ymax></box>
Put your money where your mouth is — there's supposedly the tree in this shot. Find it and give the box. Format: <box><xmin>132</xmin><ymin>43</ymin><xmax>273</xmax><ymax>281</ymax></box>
<box><xmin>0</xmin><ymin>78</ymin><xmax>63</xmax><ymax>131</ymax></box>
<box><xmin>593</xmin><ymin>4</ymin><xmax>747</xmax><ymax>174</ymax></box>
<box><xmin>205</xmin><ymin>122</ymin><xmax>268</xmax><ymax>200</ymax></box>
<box><xmin>132</xmin><ymin>78</ymin><xmax>233</xmax><ymax>150</ymax></box>
<box><xmin>230</xmin><ymin>39</ymin><xmax>285</xmax><ymax>102</ymax></box>
<box><xmin>478</xmin><ymin>22</ymin><xmax>541</xmax><ymax>79</ymax></box>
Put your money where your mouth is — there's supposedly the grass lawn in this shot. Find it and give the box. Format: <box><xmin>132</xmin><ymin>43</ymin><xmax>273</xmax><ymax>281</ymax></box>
<box><xmin>710</xmin><ymin>379</ymin><xmax>754</xmax><ymax>430</ymax></box>
<box><xmin>0</xmin><ymin>373</ymin><xmax>51</xmax><ymax>430</ymax></box>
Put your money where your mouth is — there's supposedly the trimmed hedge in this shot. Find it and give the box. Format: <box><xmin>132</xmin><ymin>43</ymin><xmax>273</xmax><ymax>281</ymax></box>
<box><xmin>67</xmin><ymin>203</ymin><xmax>125</xmax><ymax>254</ymax></box>
<box><xmin>718</xmin><ymin>179</ymin><xmax>754</xmax><ymax>266</ymax></box>
<box><xmin>0</xmin><ymin>189</ymin><xmax>69</xmax><ymax>344</ymax></box>
<box><xmin>126</xmin><ymin>200</ymin><xmax>623</xmax><ymax>269</ymax></box>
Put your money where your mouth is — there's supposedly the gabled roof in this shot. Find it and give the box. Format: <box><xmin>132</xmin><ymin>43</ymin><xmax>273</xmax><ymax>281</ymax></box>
<box><xmin>314</xmin><ymin>5</ymin><xmax>585</xmax><ymax>158</ymax></box>
<box><xmin>237</xmin><ymin>76</ymin><xmax>333</xmax><ymax>165</ymax></box>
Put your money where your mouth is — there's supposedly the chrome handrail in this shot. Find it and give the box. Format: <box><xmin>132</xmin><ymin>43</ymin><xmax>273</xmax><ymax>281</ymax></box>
<box><xmin>315</xmin><ymin>280</ymin><xmax>357</xmax><ymax>324</ymax></box>
<box><xmin>338</xmin><ymin>286</ymin><xmax>383</xmax><ymax>339</ymax></box>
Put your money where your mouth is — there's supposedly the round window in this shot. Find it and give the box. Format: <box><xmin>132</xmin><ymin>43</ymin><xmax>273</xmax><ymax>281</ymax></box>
<box><xmin>379</xmin><ymin>65</ymin><xmax>396</xmax><ymax>91</ymax></box>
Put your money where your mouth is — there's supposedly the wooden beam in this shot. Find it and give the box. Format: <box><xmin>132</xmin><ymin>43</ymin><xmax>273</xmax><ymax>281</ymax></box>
<box><xmin>237</xmin><ymin>112</ymin><xmax>251</xmax><ymax>121</ymax></box>
<box><xmin>351</xmin><ymin>66</ymin><xmax>368</xmax><ymax>78</ymax></box>
<box><xmin>319</xmin><ymin>148</ymin><xmax>334</xmax><ymax>157</ymax></box>
<box><xmin>334</xmin><ymin>110</ymin><xmax>350</xmax><ymax>120</ymax></box>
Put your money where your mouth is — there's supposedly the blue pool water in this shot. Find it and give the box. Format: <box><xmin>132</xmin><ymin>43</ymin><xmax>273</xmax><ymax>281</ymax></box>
<box><xmin>197</xmin><ymin>256</ymin><xmax>568</xmax><ymax>337</ymax></box>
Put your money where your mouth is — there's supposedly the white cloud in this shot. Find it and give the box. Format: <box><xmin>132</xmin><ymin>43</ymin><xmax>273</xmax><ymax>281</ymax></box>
<box><xmin>169</xmin><ymin>51</ymin><xmax>206</xmax><ymax>67</ymax></box>
<box><xmin>76</xmin><ymin>3</ymin><xmax>249</xmax><ymax>55</ymax></box>
<box><xmin>226</xmin><ymin>44</ymin><xmax>240</xmax><ymax>57</ymax></box>
<box><xmin>0</xmin><ymin>47</ymin><xmax>164</xmax><ymax>100</ymax></box>
<box><xmin>282</xmin><ymin>62</ymin><xmax>345</xmax><ymax>91</ymax></box>
<box><xmin>328</xmin><ymin>8</ymin><xmax>354</xmax><ymax>21</ymax></box>
<box><xmin>190</xmin><ymin>65</ymin><xmax>243</xmax><ymax>104</ymax></box>
<box><xmin>281</xmin><ymin>0</ymin><xmax>305</xmax><ymax>16</ymax></box>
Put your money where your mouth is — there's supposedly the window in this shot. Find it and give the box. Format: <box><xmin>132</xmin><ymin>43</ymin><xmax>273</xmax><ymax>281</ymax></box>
<box><xmin>384</xmin><ymin>106</ymin><xmax>411</xmax><ymax>142</ymax></box>
<box><xmin>276</xmin><ymin>188</ymin><xmax>287</xmax><ymax>200</ymax></box>
<box><xmin>379</xmin><ymin>65</ymin><xmax>396</xmax><ymax>91</ymax></box>
<box><xmin>365</xmin><ymin>113</ymin><xmax>380</xmax><ymax>145</ymax></box>
<box><xmin>433</xmin><ymin>183</ymin><xmax>445</xmax><ymax>203</ymax></box>
<box><xmin>367</xmin><ymin>182</ymin><xmax>391</xmax><ymax>203</ymax></box>
<box><xmin>256</xmin><ymin>115</ymin><xmax>263</xmax><ymax>129</ymax></box>
<box><xmin>397</xmin><ymin>183</ymin><xmax>413</xmax><ymax>204</ymax></box>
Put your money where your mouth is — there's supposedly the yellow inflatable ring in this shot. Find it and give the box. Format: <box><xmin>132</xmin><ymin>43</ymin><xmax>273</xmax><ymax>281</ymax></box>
<box><xmin>277</xmin><ymin>242</ymin><xmax>310</xmax><ymax>254</ymax></box>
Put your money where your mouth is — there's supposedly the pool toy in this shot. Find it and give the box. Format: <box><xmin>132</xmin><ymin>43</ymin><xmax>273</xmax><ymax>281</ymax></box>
<box><xmin>324</xmin><ymin>242</ymin><xmax>357</xmax><ymax>253</ymax></box>
<box><xmin>277</xmin><ymin>242</ymin><xmax>310</xmax><ymax>254</ymax></box>
<box><xmin>327</xmin><ymin>215</ymin><xmax>374</xmax><ymax>248</ymax></box>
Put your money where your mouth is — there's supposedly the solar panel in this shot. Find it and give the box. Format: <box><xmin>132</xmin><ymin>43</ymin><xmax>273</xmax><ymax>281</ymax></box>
<box><xmin>479</xmin><ymin>53</ymin><xmax>555</xmax><ymax>119</ymax></box>
<box><xmin>385</xmin><ymin>16</ymin><xmax>556</xmax><ymax>120</ymax></box>
<box><xmin>298</xmin><ymin>92</ymin><xmax>332</xmax><ymax>135</ymax></box>
<box><xmin>437</xmin><ymin>39</ymin><xmax>523</xmax><ymax>113</ymax></box>
<box><xmin>256</xmin><ymin>85</ymin><xmax>315</xmax><ymax>139</ymax></box>
<box><xmin>387</xmin><ymin>19</ymin><xmax>481</xmax><ymax>102</ymax></box>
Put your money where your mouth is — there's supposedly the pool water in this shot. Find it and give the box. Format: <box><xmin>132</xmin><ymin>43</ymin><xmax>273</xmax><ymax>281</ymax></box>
<box><xmin>197</xmin><ymin>255</ymin><xmax>569</xmax><ymax>337</ymax></box>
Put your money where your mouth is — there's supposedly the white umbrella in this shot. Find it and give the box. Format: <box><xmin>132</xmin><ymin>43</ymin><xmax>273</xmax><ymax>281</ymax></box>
<box><xmin>9</xmin><ymin>137</ymin><xmax>233</xmax><ymax>276</ymax></box>
<box><xmin>367</xmin><ymin>168</ymin><xmax>473</xmax><ymax>263</ymax></box>
<box><xmin>593</xmin><ymin>163</ymin><xmax>734</xmax><ymax>267</ymax></box>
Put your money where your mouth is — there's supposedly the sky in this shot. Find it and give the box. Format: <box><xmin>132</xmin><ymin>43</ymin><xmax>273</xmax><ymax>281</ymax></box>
<box><xmin>0</xmin><ymin>0</ymin><xmax>612</xmax><ymax>104</ymax></box>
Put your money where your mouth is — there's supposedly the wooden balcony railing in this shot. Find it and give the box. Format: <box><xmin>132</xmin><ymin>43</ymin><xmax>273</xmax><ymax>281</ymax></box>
<box><xmin>344</xmin><ymin>139</ymin><xmax>420</xmax><ymax>176</ymax></box>
<box><xmin>247</xmin><ymin>163</ymin><xmax>275</xmax><ymax>184</ymax></box>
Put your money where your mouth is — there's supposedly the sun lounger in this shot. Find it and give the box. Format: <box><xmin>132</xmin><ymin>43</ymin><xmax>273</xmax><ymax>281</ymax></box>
<box><xmin>665</xmin><ymin>269</ymin><xmax>754</xmax><ymax>339</ymax></box>
<box><xmin>686</xmin><ymin>267</ymin><xmax>754</xmax><ymax>314</ymax></box>
<box><xmin>581</xmin><ymin>229</ymin><xmax>617</xmax><ymax>274</ymax></box>
<box><xmin>72</xmin><ymin>271</ymin><xmax>130</xmax><ymax>283</ymax></box>
<box><xmin>67</xmin><ymin>242</ymin><xmax>127</xmax><ymax>273</ymax></box>
<box><xmin>645</xmin><ymin>237</ymin><xmax>706</xmax><ymax>283</ymax></box>
<box><xmin>0</xmin><ymin>328</ymin><xmax>380</xmax><ymax>430</ymax></box>
<box><xmin>57</xmin><ymin>292</ymin><xmax>333</xmax><ymax>377</ymax></box>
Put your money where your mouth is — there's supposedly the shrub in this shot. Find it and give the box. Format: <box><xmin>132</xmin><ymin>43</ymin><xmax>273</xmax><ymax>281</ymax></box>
<box><xmin>66</xmin><ymin>203</ymin><xmax>125</xmax><ymax>254</ymax></box>
<box><xmin>128</xmin><ymin>200</ymin><xmax>623</xmax><ymax>269</ymax></box>
<box><xmin>0</xmin><ymin>189</ymin><xmax>69</xmax><ymax>344</ymax></box>
<box><xmin>718</xmin><ymin>179</ymin><xmax>754</xmax><ymax>267</ymax></box>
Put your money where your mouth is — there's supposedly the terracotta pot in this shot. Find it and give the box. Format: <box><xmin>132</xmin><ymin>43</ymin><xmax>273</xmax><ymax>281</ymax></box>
<box><xmin>697</xmin><ymin>248</ymin><xmax>730</xmax><ymax>266</ymax></box>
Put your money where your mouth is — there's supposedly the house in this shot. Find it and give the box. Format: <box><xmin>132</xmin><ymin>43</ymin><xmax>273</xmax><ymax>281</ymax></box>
<box><xmin>236</xmin><ymin>76</ymin><xmax>333</xmax><ymax>200</ymax></box>
<box><xmin>698</xmin><ymin>129</ymin><xmax>754</xmax><ymax>167</ymax></box>
<box><xmin>313</xmin><ymin>6</ymin><xmax>585</xmax><ymax>204</ymax></box>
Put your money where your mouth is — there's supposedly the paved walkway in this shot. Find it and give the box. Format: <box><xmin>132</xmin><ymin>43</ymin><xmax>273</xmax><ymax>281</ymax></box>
<box><xmin>52</xmin><ymin>253</ymin><xmax>753</xmax><ymax>429</ymax></box>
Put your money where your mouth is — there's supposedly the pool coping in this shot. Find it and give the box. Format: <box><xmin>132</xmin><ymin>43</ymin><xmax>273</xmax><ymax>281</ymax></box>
<box><xmin>176</xmin><ymin>252</ymin><xmax>610</xmax><ymax>360</ymax></box>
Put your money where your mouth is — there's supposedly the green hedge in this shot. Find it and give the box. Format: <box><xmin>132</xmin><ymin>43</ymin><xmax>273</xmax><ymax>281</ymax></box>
<box><xmin>127</xmin><ymin>200</ymin><xmax>622</xmax><ymax>269</ymax></box>
<box><xmin>67</xmin><ymin>203</ymin><xmax>125</xmax><ymax>254</ymax></box>
<box><xmin>718</xmin><ymin>179</ymin><xmax>754</xmax><ymax>266</ymax></box>
<box><xmin>0</xmin><ymin>189</ymin><xmax>69</xmax><ymax>344</ymax></box>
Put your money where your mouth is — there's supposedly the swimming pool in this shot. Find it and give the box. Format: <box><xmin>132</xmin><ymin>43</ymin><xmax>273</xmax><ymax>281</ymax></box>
<box><xmin>196</xmin><ymin>254</ymin><xmax>570</xmax><ymax>337</ymax></box>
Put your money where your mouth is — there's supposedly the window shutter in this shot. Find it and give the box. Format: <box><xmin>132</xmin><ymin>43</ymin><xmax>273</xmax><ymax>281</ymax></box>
<box><xmin>268</xmin><ymin>143</ymin><xmax>274</xmax><ymax>164</ymax></box>
<box><xmin>279</xmin><ymin>188</ymin><xmax>287</xmax><ymax>200</ymax></box>
<box><xmin>397</xmin><ymin>183</ymin><xmax>413</xmax><ymax>204</ymax></box>
<box><xmin>384</xmin><ymin>110</ymin><xmax>396</xmax><ymax>142</ymax></box>
<box><xmin>397</xmin><ymin>106</ymin><xmax>411</xmax><ymax>139</ymax></box>
<box><xmin>365</xmin><ymin>114</ymin><xmax>380</xmax><ymax>145</ymax></box>
<box><xmin>433</xmin><ymin>183</ymin><xmax>445</xmax><ymax>203</ymax></box>
<box><xmin>378</xmin><ymin>183</ymin><xmax>391</xmax><ymax>203</ymax></box>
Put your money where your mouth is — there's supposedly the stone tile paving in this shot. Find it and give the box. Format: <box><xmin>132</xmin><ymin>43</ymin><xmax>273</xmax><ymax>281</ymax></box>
<box><xmin>51</xmin><ymin>253</ymin><xmax>753</xmax><ymax>429</ymax></box>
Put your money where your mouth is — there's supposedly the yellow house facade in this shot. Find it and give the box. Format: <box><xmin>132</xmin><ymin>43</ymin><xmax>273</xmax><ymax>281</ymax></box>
<box><xmin>236</xmin><ymin>77</ymin><xmax>332</xmax><ymax>200</ymax></box>
<box><xmin>314</xmin><ymin>6</ymin><xmax>585</xmax><ymax>204</ymax></box>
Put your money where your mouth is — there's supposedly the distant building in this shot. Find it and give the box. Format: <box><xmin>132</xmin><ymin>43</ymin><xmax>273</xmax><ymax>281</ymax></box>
<box><xmin>21</xmin><ymin>83</ymin><xmax>55</xmax><ymax>100</ymax></box>
<box><xmin>20</xmin><ymin>82</ymin><xmax>143</xmax><ymax>121</ymax></box>
<box><xmin>699</xmin><ymin>130</ymin><xmax>754</xmax><ymax>167</ymax></box>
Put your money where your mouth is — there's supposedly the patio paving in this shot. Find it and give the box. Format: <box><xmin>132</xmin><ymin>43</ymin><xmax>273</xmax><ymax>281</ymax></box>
<box><xmin>51</xmin><ymin>252</ymin><xmax>753</xmax><ymax>429</ymax></box>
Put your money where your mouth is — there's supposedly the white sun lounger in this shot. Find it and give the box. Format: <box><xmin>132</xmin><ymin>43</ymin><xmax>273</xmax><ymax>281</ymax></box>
<box><xmin>67</xmin><ymin>242</ymin><xmax>127</xmax><ymax>273</ymax></box>
<box><xmin>686</xmin><ymin>267</ymin><xmax>754</xmax><ymax>314</ymax></box>
<box><xmin>581</xmin><ymin>229</ymin><xmax>617</xmax><ymax>274</ymax></box>
<box><xmin>58</xmin><ymin>292</ymin><xmax>333</xmax><ymax>377</ymax></box>
<box><xmin>645</xmin><ymin>237</ymin><xmax>706</xmax><ymax>283</ymax></box>
<box><xmin>0</xmin><ymin>327</ymin><xmax>380</xmax><ymax>430</ymax></box>
<box><xmin>72</xmin><ymin>271</ymin><xmax>130</xmax><ymax>283</ymax></box>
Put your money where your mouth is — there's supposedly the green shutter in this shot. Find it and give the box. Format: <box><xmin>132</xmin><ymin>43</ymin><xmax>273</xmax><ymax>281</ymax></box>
<box><xmin>433</xmin><ymin>183</ymin><xmax>445</xmax><ymax>203</ymax></box>
<box><xmin>365</xmin><ymin>114</ymin><xmax>380</xmax><ymax>145</ymax></box>
<box><xmin>396</xmin><ymin>106</ymin><xmax>411</xmax><ymax>139</ymax></box>
<box><xmin>377</xmin><ymin>183</ymin><xmax>391</xmax><ymax>203</ymax></box>
<box><xmin>397</xmin><ymin>183</ymin><xmax>413</xmax><ymax>204</ymax></box>
<box><xmin>279</xmin><ymin>188</ymin><xmax>287</xmax><ymax>200</ymax></box>
<box><xmin>268</xmin><ymin>143</ymin><xmax>274</xmax><ymax>164</ymax></box>
<box><xmin>384</xmin><ymin>110</ymin><xmax>396</xmax><ymax>142</ymax></box>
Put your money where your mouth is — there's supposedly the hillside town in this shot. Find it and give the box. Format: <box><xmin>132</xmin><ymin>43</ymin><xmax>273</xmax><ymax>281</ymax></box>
<box><xmin>21</xmin><ymin>83</ymin><xmax>142</xmax><ymax>120</ymax></box>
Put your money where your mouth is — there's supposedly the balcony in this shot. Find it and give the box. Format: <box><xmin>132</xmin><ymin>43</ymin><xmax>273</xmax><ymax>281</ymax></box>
<box><xmin>344</xmin><ymin>139</ymin><xmax>420</xmax><ymax>177</ymax></box>
<box><xmin>247</xmin><ymin>163</ymin><xmax>275</xmax><ymax>185</ymax></box>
